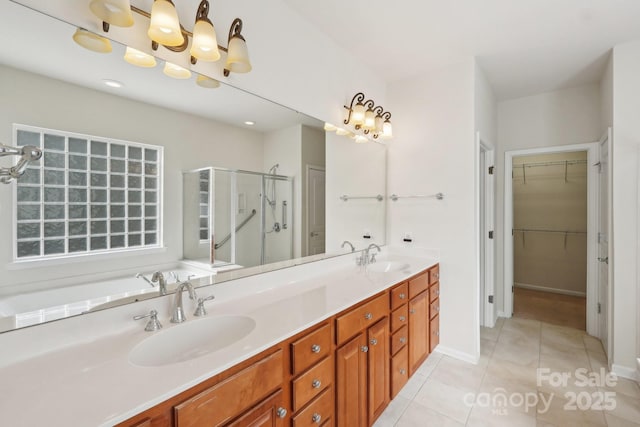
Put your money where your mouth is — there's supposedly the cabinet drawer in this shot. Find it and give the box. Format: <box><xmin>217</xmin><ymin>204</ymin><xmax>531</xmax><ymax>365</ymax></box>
<box><xmin>174</xmin><ymin>350</ymin><xmax>283</xmax><ymax>427</ymax></box>
<box><xmin>292</xmin><ymin>387</ymin><xmax>333</xmax><ymax>427</ymax></box>
<box><xmin>430</xmin><ymin>315</ymin><xmax>440</xmax><ymax>353</ymax></box>
<box><xmin>429</xmin><ymin>264</ymin><xmax>440</xmax><ymax>285</ymax></box>
<box><xmin>429</xmin><ymin>282</ymin><xmax>440</xmax><ymax>302</ymax></box>
<box><xmin>390</xmin><ymin>282</ymin><xmax>408</xmax><ymax>310</ymax></box>
<box><xmin>292</xmin><ymin>356</ymin><xmax>333</xmax><ymax>412</ymax></box>
<box><xmin>390</xmin><ymin>325</ymin><xmax>408</xmax><ymax>356</ymax></box>
<box><xmin>336</xmin><ymin>293</ymin><xmax>389</xmax><ymax>345</ymax></box>
<box><xmin>430</xmin><ymin>299</ymin><xmax>440</xmax><ymax>320</ymax></box>
<box><xmin>391</xmin><ymin>346</ymin><xmax>409</xmax><ymax>399</ymax></box>
<box><xmin>408</xmin><ymin>272</ymin><xmax>429</xmax><ymax>299</ymax></box>
<box><xmin>291</xmin><ymin>324</ymin><xmax>331</xmax><ymax>375</ymax></box>
<box><xmin>390</xmin><ymin>305</ymin><xmax>408</xmax><ymax>333</ymax></box>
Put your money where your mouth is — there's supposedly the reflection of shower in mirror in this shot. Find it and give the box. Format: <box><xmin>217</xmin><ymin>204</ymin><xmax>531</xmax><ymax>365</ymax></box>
<box><xmin>265</xmin><ymin>163</ymin><xmax>281</xmax><ymax>233</ymax></box>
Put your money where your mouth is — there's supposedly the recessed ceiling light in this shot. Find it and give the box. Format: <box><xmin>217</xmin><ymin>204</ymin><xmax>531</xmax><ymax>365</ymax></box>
<box><xmin>103</xmin><ymin>79</ymin><xmax>124</xmax><ymax>88</ymax></box>
<box><xmin>244</xmin><ymin>121</ymin><xmax>255</xmax><ymax>126</ymax></box>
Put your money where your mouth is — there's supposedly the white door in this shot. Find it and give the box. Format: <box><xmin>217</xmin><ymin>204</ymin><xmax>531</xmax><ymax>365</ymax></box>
<box><xmin>597</xmin><ymin>130</ymin><xmax>611</xmax><ymax>355</ymax></box>
<box><xmin>479</xmin><ymin>136</ymin><xmax>496</xmax><ymax>327</ymax></box>
<box><xmin>308</xmin><ymin>167</ymin><xmax>326</xmax><ymax>255</ymax></box>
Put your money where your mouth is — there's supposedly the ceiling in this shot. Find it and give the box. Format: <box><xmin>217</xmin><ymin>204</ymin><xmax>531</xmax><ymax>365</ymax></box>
<box><xmin>283</xmin><ymin>0</ymin><xmax>640</xmax><ymax>100</ymax></box>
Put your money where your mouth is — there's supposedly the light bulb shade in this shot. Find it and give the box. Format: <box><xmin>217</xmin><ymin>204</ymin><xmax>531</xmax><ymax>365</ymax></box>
<box><xmin>196</xmin><ymin>74</ymin><xmax>220</xmax><ymax>88</ymax></box>
<box><xmin>72</xmin><ymin>28</ymin><xmax>112</xmax><ymax>53</ymax></box>
<box><xmin>191</xmin><ymin>19</ymin><xmax>221</xmax><ymax>61</ymax></box>
<box><xmin>335</xmin><ymin>128</ymin><xmax>349</xmax><ymax>136</ymax></box>
<box><xmin>364</xmin><ymin>109</ymin><xmax>376</xmax><ymax>130</ymax></box>
<box><xmin>354</xmin><ymin>135</ymin><xmax>368</xmax><ymax>144</ymax></box>
<box><xmin>163</xmin><ymin>62</ymin><xmax>191</xmax><ymax>79</ymax></box>
<box><xmin>124</xmin><ymin>47</ymin><xmax>157</xmax><ymax>67</ymax></box>
<box><xmin>324</xmin><ymin>123</ymin><xmax>337</xmax><ymax>132</ymax></box>
<box><xmin>383</xmin><ymin>120</ymin><xmax>393</xmax><ymax>139</ymax></box>
<box><xmin>225</xmin><ymin>35</ymin><xmax>251</xmax><ymax>73</ymax></box>
<box><xmin>89</xmin><ymin>0</ymin><xmax>134</xmax><ymax>27</ymax></box>
<box><xmin>374</xmin><ymin>116</ymin><xmax>384</xmax><ymax>134</ymax></box>
<box><xmin>351</xmin><ymin>102</ymin><xmax>365</xmax><ymax>126</ymax></box>
<box><xmin>148</xmin><ymin>0</ymin><xmax>183</xmax><ymax>46</ymax></box>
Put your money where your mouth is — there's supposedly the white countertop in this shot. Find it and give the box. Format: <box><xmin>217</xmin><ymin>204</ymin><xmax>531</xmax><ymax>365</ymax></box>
<box><xmin>0</xmin><ymin>247</ymin><xmax>438</xmax><ymax>426</ymax></box>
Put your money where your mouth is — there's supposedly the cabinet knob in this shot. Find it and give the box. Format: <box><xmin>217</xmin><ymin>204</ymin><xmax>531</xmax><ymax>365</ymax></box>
<box><xmin>436</xmin><ymin>306</ymin><xmax>440</xmax><ymax>312</ymax></box>
<box><xmin>361</xmin><ymin>345</ymin><xmax>369</xmax><ymax>353</ymax></box>
<box><xmin>399</xmin><ymin>337</ymin><xmax>407</xmax><ymax>344</ymax></box>
<box><xmin>436</xmin><ymin>331</ymin><xmax>440</xmax><ymax>336</ymax></box>
<box><xmin>311</xmin><ymin>344</ymin><xmax>321</xmax><ymax>353</ymax></box>
<box><xmin>400</xmin><ymin>368</ymin><xmax>407</xmax><ymax>375</ymax></box>
<box><xmin>312</xmin><ymin>413</ymin><xmax>322</xmax><ymax>424</ymax></box>
<box><xmin>434</xmin><ymin>272</ymin><xmax>439</xmax><ymax>280</ymax></box>
<box><xmin>312</xmin><ymin>379</ymin><xmax>322</xmax><ymax>389</ymax></box>
<box><xmin>276</xmin><ymin>407</ymin><xmax>287</xmax><ymax>418</ymax></box>
<box><xmin>364</xmin><ymin>312</ymin><xmax>373</xmax><ymax>320</ymax></box>
<box><xmin>409</xmin><ymin>309</ymin><xmax>416</xmax><ymax>314</ymax></box>
<box><xmin>399</xmin><ymin>293</ymin><xmax>406</xmax><ymax>299</ymax></box>
<box><xmin>370</xmin><ymin>338</ymin><xmax>378</xmax><ymax>346</ymax></box>
<box><xmin>399</xmin><ymin>316</ymin><xmax>406</xmax><ymax>322</ymax></box>
<box><xmin>436</xmin><ymin>289</ymin><xmax>440</xmax><ymax>296</ymax></box>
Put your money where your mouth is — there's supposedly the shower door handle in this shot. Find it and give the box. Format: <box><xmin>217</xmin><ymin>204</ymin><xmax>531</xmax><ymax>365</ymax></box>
<box><xmin>310</xmin><ymin>231</ymin><xmax>319</xmax><ymax>237</ymax></box>
<box><xmin>282</xmin><ymin>201</ymin><xmax>287</xmax><ymax>229</ymax></box>
<box><xmin>598</xmin><ymin>257</ymin><xmax>608</xmax><ymax>264</ymax></box>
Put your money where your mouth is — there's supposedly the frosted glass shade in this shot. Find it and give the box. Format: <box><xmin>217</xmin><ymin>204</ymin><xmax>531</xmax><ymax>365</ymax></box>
<box><xmin>191</xmin><ymin>19</ymin><xmax>220</xmax><ymax>62</ymax></box>
<box><xmin>374</xmin><ymin>116</ymin><xmax>384</xmax><ymax>134</ymax></box>
<box><xmin>335</xmin><ymin>128</ymin><xmax>349</xmax><ymax>136</ymax></box>
<box><xmin>124</xmin><ymin>47</ymin><xmax>157</xmax><ymax>67</ymax></box>
<box><xmin>351</xmin><ymin>103</ymin><xmax>365</xmax><ymax>126</ymax></box>
<box><xmin>148</xmin><ymin>0</ymin><xmax>183</xmax><ymax>46</ymax></box>
<box><xmin>163</xmin><ymin>62</ymin><xmax>191</xmax><ymax>79</ymax></box>
<box><xmin>89</xmin><ymin>0</ymin><xmax>134</xmax><ymax>27</ymax></box>
<box><xmin>323</xmin><ymin>123</ymin><xmax>337</xmax><ymax>132</ymax></box>
<box><xmin>364</xmin><ymin>109</ymin><xmax>376</xmax><ymax>130</ymax></box>
<box><xmin>225</xmin><ymin>36</ymin><xmax>252</xmax><ymax>73</ymax></box>
<box><xmin>354</xmin><ymin>135</ymin><xmax>368</xmax><ymax>144</ymax></box>
<box><xmin>72</xmin><ymin>28</ymin><xmax>112</xmax><ymax>53</ymax></box>
<box><xmin>196</xmin><ymin>74</ymin><xmax>220</xmax><ymax>88</ymax></box>
<box><xmin>382</xmin><ymin>121</ymin><xmax>393</xmax><ymax>139</ymax></box>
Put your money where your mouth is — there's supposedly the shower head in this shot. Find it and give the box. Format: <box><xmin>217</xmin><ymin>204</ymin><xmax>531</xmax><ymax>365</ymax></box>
<box><xmin>268</xmin><ymin>164</ymin><xmax>279</xmax><ymax>174</ymax></box>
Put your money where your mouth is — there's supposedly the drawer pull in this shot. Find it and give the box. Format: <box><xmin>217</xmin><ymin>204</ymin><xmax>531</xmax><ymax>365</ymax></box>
<box><xmin>276</xmin><ymin>407</ymin><xmax>287</xmax><ymax>418</ymax></box>
<box><xmin>436</xmin><ymin>290</ymin><xmax>440</xmax><ymax>296</ymax></box>
<box><xmin>311</xmin><ymin>344</ymin><xmax>321</xmax><ymax>353</ymax></box>
<box><xmin>312</xmin><ymin>379</ymin><xmax>322</xmax><ymax>389</ymax></box>
<box><xmin>399</xmin><ymin>337</ymin><xmax>407</xmax><ymax>344</ymax></box>
<box><xmin>436</xmin><ymin>306</ymin><xmax>440</xmax><ymax>312</ymax></box>
<box><xmin>434</xmin><ymin>273</ymin><xmax>439</xmax><ymax>280</ymax></box>
<box><xmin>370</xmin><ymin>338</ymin><xmax>378</xmax><ymax>346</ymax></box>
<box><xmin>399</xmin><ymin>315</ymin><xmax>406</xmax><ymax>322</ymax></box>
<box><xmin>409</xmin><ymin>309</ymin><xmax>415</xmax><ymax>314</ymax></box>
<box><xmin>436</xmin><ymin>331</ymin><xmax>440</xmax><ymax>336</ymax></box>
<box><xmin>312</xmin><ymin>413</ymin><xmax>322</xmax><ymax>424</ymax></box>
<box><xmin>400</xmin><ymin>368</ymin><xmax>407</xmax><ymax>375</ymax></box>
<box><xmin>361</xmin><ymin>345</ymin><xmax>369</xmax><ymax>353</ymax></box>
<box><xmin>364</xmin><ymin>312</ymin><xmax>373</xmax><ymax>320</ymax></box>
<box><xmin>399</xmin><ymin>293</ymin><xmax>406</xmax><ymax>299</ymax></box>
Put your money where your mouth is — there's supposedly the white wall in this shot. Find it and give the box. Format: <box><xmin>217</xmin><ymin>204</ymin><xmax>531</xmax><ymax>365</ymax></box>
<box><xmin>496</xmin><ymin>84</ymin><xmax>602</xmax><ymax>315</ymax></box>
<box><xmin>0</xmin><ymin>65</ymin><xmax>264</xmax><ymax>293</ymax></box>
<box><xmin>610</xmin><ymin>41</ymin><xmax>640</xmax><ymax>376</ymax></box>
<box><xmin>387</xmin><ymin>59</ymin><xmax>479</xmax><ymax>362</ymax></box>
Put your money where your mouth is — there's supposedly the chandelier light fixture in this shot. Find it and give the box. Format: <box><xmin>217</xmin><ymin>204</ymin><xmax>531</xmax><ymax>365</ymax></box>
<box><xmin>324</xmin><ymin>92</ymin><xmax>393</xmax><ymax>143</ymax></box>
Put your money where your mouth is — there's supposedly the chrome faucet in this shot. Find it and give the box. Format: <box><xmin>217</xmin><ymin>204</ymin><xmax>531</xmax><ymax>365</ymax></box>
<box><xmin>171</xmin><ymin>281</ymin><xmax>197</xmax><ymax>323</ymax></box>
<box><xmin>341</xmin><ymin>240</ymin><xmax>355</xmax><ymax>252</ymax></box>
<box><xmin>136</xmin><ymin>272</ymin><xmax>168</xmax><ymax>296</ymax></box>
<box><xmin>363</xmin><ymin>243</ymin><xmax>381</xmax><ymax>265</ymax></box>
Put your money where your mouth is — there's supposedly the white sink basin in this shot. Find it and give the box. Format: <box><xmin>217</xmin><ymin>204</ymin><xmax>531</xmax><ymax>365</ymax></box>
<box><xmin>129</xmin><ymin>315</ymin><xmax>256</xmax><ymax>367</ymax></box>
<box><xmin>366</xmin><ymin>261</ymin><xmax>410</xmax><ymax>273</ymax></box>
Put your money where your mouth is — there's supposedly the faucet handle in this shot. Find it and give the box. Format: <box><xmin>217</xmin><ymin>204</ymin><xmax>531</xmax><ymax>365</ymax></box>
<box><xmin>194</xmin><ymin>295</ymin><xmax>215</xmax><ymax>317</ymax></box>
<box><xmin>370</xmin><ymin>252</ymin><xmax>377</xmax><ymax>263</ymax></box>
<box><xmin>133</xmin><ymin>309</ymin><xmax>163</xmax><ymax>331</ymax></box>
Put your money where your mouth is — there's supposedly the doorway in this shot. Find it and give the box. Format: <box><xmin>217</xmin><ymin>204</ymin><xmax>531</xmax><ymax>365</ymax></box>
<box><xmin>504</xmin><ymin>143</ymin><xmax>601</xmax><ymax>336</ymax></box>
<box><xmin>306</xmin><ymin>165</ymin><xmax>326</xmax><ymax>256</ymax></box>
<box><xmin>477</xmin><ymin>133</ymin><xmax>496</xmax><ymax>328</ymax></box>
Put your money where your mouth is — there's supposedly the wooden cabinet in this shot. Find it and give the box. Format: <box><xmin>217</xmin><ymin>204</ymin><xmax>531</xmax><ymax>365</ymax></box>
<box><xmin>428</xmin><ymin>264</ymin><xmax>440</xmax><ymax>354</ymax></box>
<box><xmin>227</xmin><ymin>390</ymin><xmax>285</xmax><ymax>427</ymax></box>
<box><xmin>390</xmin><ymin>346</ymin><xmax>409</xmax><ymax>399</ymax></box>
<box><xmin>335</xmin><ymin>334</ymin><xmax>367</xmax><ymax>427</ymax></box>
<box><xmin>408</xmin><ymin>291</ymin><xmax>429</xmax><ymax>376</ymax></box>
<box><xmin>367</xmin><ymin>318</ymin><xmax>389</xmax><ymax>424</ymax></box>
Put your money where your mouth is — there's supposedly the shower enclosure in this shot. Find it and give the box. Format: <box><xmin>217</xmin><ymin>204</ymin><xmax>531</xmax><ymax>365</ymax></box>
<box><xmin>183</xmin><ymin>167</ymin><xmax>293</xmax><ymax>269</ymax></box>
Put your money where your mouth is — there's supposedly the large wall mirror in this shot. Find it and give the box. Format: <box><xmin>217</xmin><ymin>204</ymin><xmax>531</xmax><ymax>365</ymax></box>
<box><xmin>0</xmin><ymin>0</ymin><xmax>387</xmax><ymax>333</ymax></box>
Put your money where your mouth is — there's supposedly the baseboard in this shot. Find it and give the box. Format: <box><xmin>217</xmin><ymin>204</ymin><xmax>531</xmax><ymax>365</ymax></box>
<box><xmin>514</xmin><ymin>282</ymin><xmax>586</xmax><ymax>297</ymax></box>
<box><xmin>434</xmin><ymin>345</ymin><xmax>480</xmax><ymax>365</ymax></box>
<box><xmin>612</xmin><ymin>363</ymin><xmax>640</xmax><ymax>382</ymax></box>
<box><xmin>497</xmin><ymin>310</ymin><xmax>510</xmax><ymax>318</ymax></box>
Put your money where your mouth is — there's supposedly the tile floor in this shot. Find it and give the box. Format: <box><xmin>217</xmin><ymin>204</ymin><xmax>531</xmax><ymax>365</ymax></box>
<box><xmin>373</xmin><ymin>317</ymin><xmax>640</xmax><ymax>427</ymax></box>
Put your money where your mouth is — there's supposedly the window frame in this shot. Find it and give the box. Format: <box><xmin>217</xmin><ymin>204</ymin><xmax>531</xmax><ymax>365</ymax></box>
<box><xmin>11</xmin><ymin>123</ymin><xmax>164</xmax><ymax>263</ymax></box>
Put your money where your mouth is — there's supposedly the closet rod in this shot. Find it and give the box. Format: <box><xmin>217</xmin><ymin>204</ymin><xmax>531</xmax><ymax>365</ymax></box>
<box><xmin>513</xmin><ymin>228</ymin><xmax>586</xmax><ymax>235</ymax></box>
<box><xmin>512</xmin><ymin>159</ymin><xmax>587</xmax><ymax>169</ymax></box>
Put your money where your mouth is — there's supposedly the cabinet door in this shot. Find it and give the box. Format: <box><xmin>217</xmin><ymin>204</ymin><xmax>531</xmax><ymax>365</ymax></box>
<box><xmin>367</xmin><ymin>318</ymin><xmax>389</xmax><ymax>425</ymax></box>
<box><xmin>335</xmin><ymin>334</ymin><xmax>367</xmax><ymax>427</ymax></box>
<box><xmin>408</xmin><ymin>291</ymin><xmax>429</xmax><ymax>376</ymax></box>
<box><xmin>227</xmin><ymin>390</ymin><xmax>285</xmax><ymax>427</ymax></box>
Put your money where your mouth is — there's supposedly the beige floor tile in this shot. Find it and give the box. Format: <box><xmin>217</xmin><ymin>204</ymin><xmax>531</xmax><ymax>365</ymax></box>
<box><xmin>429</xmin><ymin>355</ymin><xmax>487</xmax><ymax>392</ymax></box>
<box><xmin>583</xmin><ymin>335</ymin><xmax>605</xmax><ymax>354</ymax></box>
<box><xmin>605</xmin><ymin>392</ymin><xmax>640</xmax><ymax>424</ymax></box>
<box><xmin>536</xmin><ymin>391</ymin><xmax>607</xmax><ymax>427</ymax></box>
<box><xmin>600</xmin><ymin>376</ymin><xmax>640</xmax><ymax>400</ymax></box>
<box><xmin>482</xmin><ymin>325</ymin><xmax>502</xmax><ymax>342</ymax></box>
<box><xmin>486</xmin><ymin>358</ymin><xmax>538</xmax><ymax>388</ymax></box>
<box><xmin>541</xmin><ymin>324</ymin><xmax>586</xmax><ymax>350</ymax></box>
<box><xmin>395</xmin><ymin>400</ymin><xmax>464</xmax><ymax>426</ymax></box>
<box><xmin>414</xmin><ymin>352</ymin><xmax>441</xmax><ymax>378</ymax></box>
<box><xmin>398</xmin><ymin>372</ymin><xmax>427</xmax><ymax>400</ymax></box>
<box><xmin>588</xmin><ymin>349</ymin><xmax>608</xmax><ymax>371</ymax></box>
<box><xmin>492</xmin><ymin>336</ymin><xmax>540</xmax><ymax>368</ymax></box>
<box><xmin>466</xmin><ymin>404</ymin><xmax>536</xmax><ymax>427</ymax></box>
<box><xmin>477</xmin><ymin>374</ymin><xmax>538</xmax><ymax>416</ymax></box>
<box><xmin>540</xmin><ymin>342</ymin><xmax>591</xmax><ymax>368</ymax></box>
<box><xmin>502</xmin><ymin>317</ymin><xmax>541</xmax><ymax>336</ymax></box>
<box><xmin>413</xmin><ymin>377</ymin><xmax>474</xmax><ymax>423</ymax></box>
<box><xmin>605</xmin><ymin>412</ymin><xmax>640</xmax><ymax>427</ymax></box>
<box><xmin>372</xmin><ymin>394</ymin><xmax>411</xmax><ymax>426</ymax></box>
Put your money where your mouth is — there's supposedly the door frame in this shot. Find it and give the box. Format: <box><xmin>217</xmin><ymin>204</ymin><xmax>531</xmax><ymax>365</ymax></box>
<box><xmin>503</xmin><ymin>142</ymin><xmax>599</xmax><ymax>336</ymax></box>
<box><xmin>476</xmin><ymin>132</ymin><xmax>496</xmax><ymax>328</ymax></box>
<box><xmin>305</xmin><ymin>164</ymin><xmax>326</xmax><ymax>256</ymax></box>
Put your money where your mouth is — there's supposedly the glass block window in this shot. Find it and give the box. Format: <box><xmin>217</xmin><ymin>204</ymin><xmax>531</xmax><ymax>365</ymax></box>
<box><xmin>13</xmin><ymin>125</ymin><xmax>163</xmax><ymax>260</ymax></box>
<box><xmin>199</xmin><ymin>170</ymin><xmax>209</xmax><ymax>242</ymax></box>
